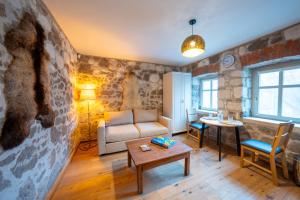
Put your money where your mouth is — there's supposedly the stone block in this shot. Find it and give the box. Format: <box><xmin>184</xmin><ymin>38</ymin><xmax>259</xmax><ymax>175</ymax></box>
<box><xmin>247</xmin><ymin>38</ymin><xmax>269</xmax><ymax>51</ymax></box>
<box><xmin>233</xmin><ymin>87</ymin><xmax>243</xmax><ymax>99</ymax></box>
<box><xmin>287</xmin><ymin>140</ymin><xmax>300</xmax><ymax>154</ymax></box>
<box><xmin>218</xmin><ymin>77</ymin><xmax>225</xmax><ymax>88</ymax></box>
<box><xmin>284</xmin><ymin>24</ymin><xmax>300</xmax><ymax>41</ymax></box>
<box><xmin>209</xmin><ymin>54</ymin><xmax>220</xmax><ymax>64</ymax></box>
<box><xmin>238</xmin><ymin>45</ymin><xmax>248</xmax><ymax>56</ymax></box>
<box><xmin>227</xmin><ymin>101</ymin><xmax>242</xmax><ymax>112</ymax></box>
<box><xmin>149</xmin><ymin>74</ymin><xmax>159</xmax><ymax>83</ymax></box>
<box><xmin>37</xmin><ymin>14</ymin><xmax>52</xmax><ymax>32</ymax></box>
<box><xmin>291</xmin><ymin>132</ymin><xmax>300</xmax><ymax>140</ymax></box>
<box><xmin>45</xmin><ymin>42</ymin><xmax>56</xmax><ymax>61</ymax></box>
<box><xmin>197</xmin><ymin>58</ymin><xmax>209</xmax><ymax>67</ymax></box>
<box><xmin>270</xmin><ymin>32</ymin><xmax>284</xmax><ymax>44</ymax></box>
<box><xmin>229</xmin><ymin>78</ymin><xmax>242</xmax><ymax>86</ymax></box>
<box><xmin>218</xmin><ymin>89</ymin><xmax>231</xmax><ymax>99</ymax></box>
<box><xmin>127</xmin><ymin>61</ymin><xmax>136</xmax><ymax>66</ymax></box>
<box><xmin>230</xmin><ymin>70</ymin><xmax>242</xmax><ymax>78</ymax></box>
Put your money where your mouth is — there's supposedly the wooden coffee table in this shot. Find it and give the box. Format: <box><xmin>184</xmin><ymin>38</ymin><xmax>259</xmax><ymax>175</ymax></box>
<box><xmin>126</xmin><ymin>138</ymin><xmax>192</xmax><ymax>194</ymax></box>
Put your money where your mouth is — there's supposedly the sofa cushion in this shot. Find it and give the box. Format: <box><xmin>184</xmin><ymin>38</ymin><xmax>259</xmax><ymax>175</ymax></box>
<box><xmin>135</xmin><ymin>122</ymin><xmax>168</xmax><ymax>138</ymax></box>
<box><xmin>106</xmin><ymin>124</ymin><xmax>140</xmax><ymax>143</ymax></box>
<box><xmin>133</xmin><ymin>109</ymin><xmax>158</xmax><ymax>123</ymax></box>
<box><xmin>104</xmin><ymin>110</ymin><xmax>133</xmax><ymax>126</ymax></box>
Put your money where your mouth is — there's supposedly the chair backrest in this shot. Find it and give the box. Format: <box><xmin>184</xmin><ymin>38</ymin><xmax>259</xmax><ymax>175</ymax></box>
<box><xmin>271</xmin><ymin>123</ymin><xmax>294</xmax><ymax>154</ymax></box>
<box><xmin>186</xmin><ymin>109</ymin><xmax>198</xmax><ymax>124</ymax></box>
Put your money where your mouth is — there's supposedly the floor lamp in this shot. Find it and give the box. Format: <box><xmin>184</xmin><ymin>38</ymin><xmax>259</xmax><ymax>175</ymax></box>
<box><xmin>79</xmin><ymin>87</ymin><xmax>97</xmax><ymax>151</ymax></box>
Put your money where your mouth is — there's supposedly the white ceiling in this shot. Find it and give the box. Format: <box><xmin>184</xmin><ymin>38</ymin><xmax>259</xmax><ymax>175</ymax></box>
<box><xmin>43</xmin><ymin>0</ymin><xmax>300</xmax><ymax>66</ymax></box>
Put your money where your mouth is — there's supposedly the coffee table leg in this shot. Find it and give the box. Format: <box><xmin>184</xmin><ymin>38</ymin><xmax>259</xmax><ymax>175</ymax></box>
<box><xmin>128</xmin><ymin>151</ymin><xmax>132</xmax><ymax>167</ymax></box>
<box><xmin>137</xmin><ymin>165</ymin><xmax>143</xmax><ymax>194</ymax></box>
<box><xmin>184</xmin><ymin>153</ymin><xmax>190</xmax><ymax>176</ymax></box>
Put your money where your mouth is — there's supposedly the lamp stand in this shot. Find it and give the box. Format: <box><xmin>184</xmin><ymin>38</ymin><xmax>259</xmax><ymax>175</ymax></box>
<box><xmin>79</xmin><ymin>100</ymin><xmax>97</xmax><ymax>151</ymax></box>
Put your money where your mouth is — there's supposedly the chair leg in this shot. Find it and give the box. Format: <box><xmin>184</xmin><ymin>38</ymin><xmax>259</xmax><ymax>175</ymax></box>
<box><xmin>281</xmin><ymin>152</ymin><xmax>289</xmax><ymax>179</ymax></box>
<box><xmin>270</xmin><ymin>155</ymin><xmax>278</xmax><ymax>186</ymax></box>
<box><xmin>186</xmin><ymin>125</ymin><xmax>190</xmax><ymax>139</ymax></box>
<box><xmin>251</xmin><ymin>152</ymin><xmax>257</xmax><ymax>163</ymax></box>
<box><xmin>240</xmin><ymin>146</ymin><xmax>245</xmax><ymax>167</ymax></box>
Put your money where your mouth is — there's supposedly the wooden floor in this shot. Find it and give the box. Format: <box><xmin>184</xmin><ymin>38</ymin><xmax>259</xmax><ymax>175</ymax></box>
<box><xmin>51</xmin><ymin>135</ymin><xmax>300</xmax><ymax>200</ymax></box>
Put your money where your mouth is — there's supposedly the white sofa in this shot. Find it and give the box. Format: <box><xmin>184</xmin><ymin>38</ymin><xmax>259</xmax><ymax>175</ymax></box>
<box><xmin>97</xmin><ymin>109</ymin><xmax>172</xmax><ymax>155</ymax></box>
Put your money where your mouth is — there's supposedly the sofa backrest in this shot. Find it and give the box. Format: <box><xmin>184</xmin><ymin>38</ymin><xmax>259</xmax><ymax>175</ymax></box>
<box><xmin>133</xmin><ymin>109</ymin><xmax>158</xmax><ymax>123</ymax></box>
<box><xmin>104</xmin><ymin>110</ymin><xmax>133</xmax><ymax>126</ymax></box>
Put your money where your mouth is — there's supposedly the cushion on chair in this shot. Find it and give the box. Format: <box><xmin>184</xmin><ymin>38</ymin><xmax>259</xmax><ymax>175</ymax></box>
<box><xmin>133</xmin><ymin>109</ymin><xmax>158</xmax><ymax>123</ymax></box>
<box><xmin>106</xmin><ymin>124</ymin><xmax>140</xmax><ymax>143</ymax></box>
<box><xmin>241</xmin><ymin>139</ymin><xmax>282</xmax><ymax>154</ymax></box>
<box><xmin>190</xmin><ymin>122</ymin><xmax>209</xmax><ymax>130</ymax></box>
<box><xmin>135</xmin><ymin>122</ymin><xmax>168</xmax><ymax>137</ymax></box>
<box><xmin>104</xmin><ymin>110</ymin><xmax>133</xmax><ymax>126</ymax></box>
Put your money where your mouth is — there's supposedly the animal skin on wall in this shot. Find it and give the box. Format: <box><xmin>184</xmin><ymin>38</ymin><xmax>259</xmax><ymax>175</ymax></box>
<box><xmin>0</xmin><ymin>12</ymin><xmax>55</xmax><ymax>150</ymax></box>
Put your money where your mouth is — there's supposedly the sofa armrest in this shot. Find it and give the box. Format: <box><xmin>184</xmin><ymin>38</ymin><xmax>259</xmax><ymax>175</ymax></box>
<box><xmin>159</xmin><ymin>116</ymin><xmax>172</xmax><ymax>135</ymax></box>
<box><xmin>97</xmin><ymin>118</ymin><xmax>106</xmax><ymax>155</ymax></box>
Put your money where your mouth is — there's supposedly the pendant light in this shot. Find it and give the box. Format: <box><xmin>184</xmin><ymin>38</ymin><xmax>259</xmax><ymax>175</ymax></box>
<box><xmin>181</xmin><ymin>19</ymin><xmax>205</xmax><ymax>57</ymax></box>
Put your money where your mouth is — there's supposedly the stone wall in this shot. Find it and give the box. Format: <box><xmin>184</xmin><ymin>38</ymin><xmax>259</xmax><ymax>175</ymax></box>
<box><xmin>0</xmin><ymin>0</ymin><xmax>79</xmax><ymax>199</ymax></box>
<box><xmin>76</xmin><ymin>54</ymin><xmax>179</xmax><ymax>141</ymax></box>
<box><xmin>182</xmin><ymin>23</ymin><xmax>300</xmax><ymax>162</ymax></box>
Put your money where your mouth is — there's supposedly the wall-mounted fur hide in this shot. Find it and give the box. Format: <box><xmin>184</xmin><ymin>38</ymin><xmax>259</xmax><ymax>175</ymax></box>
<box><xmin>0</xmin><ymin>12</ymin><xmax>55</xmax><ymax>150</ymax></box>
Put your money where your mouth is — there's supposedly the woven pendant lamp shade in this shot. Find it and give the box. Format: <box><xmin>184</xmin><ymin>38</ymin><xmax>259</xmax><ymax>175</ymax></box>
<box><xmin>181</xmin><ymin>19</ymin><xmax>205</xmax><ymax>58</ymax></box>
<box><xmin>181</xmin><ymin>34</ymin><xmax>205</xmax><ymax>57</ymax></box>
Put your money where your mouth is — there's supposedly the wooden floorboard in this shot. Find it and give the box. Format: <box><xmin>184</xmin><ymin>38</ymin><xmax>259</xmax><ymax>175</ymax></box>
<box><xmin>51</xmin><ymin>135</ymin><xmax>300</xmax><ymax>200</ymax></box>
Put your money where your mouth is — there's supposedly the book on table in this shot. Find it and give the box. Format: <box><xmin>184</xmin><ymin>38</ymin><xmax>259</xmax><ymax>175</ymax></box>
<box><xmin>151</xmin><ymin>136</ymin><xmax>176</xmax><ymax>149</ymax></box>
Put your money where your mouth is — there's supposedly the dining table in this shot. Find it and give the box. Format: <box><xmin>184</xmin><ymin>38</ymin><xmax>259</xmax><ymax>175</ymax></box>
<box><xmin>199</xmin><ymin>117</ymin><xmax>244</xmax><ymax>161</ymax></box>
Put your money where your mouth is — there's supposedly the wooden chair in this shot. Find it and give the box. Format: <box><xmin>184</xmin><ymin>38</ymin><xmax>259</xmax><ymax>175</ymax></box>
<box><xmin>240</xmin><ymin>123</ymin><xmax>294</xmax><ymax>185</ymax></box>
<box><xmin>186</xmin><ymin>109</ymin><xmax>209</xmax><ymax>143</ymax></box>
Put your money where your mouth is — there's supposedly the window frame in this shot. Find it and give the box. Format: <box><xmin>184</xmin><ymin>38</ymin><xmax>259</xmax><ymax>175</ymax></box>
<box><xmin>252</xmin><ymin>63</ymin><xmax>300</xmax><ymax>123</ymax></box>
<box><xmin>199</xmin><ymin>76</ymin><xmax>218</xmax><ymax>111</ymax></box>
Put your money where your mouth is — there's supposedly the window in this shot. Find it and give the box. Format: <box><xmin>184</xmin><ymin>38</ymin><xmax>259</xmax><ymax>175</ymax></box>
<box><xmin>199</xmin><ymin>78</ymin><xmax>218</xmax><ymax>110</ymax></box>
<box><xmin>253</xmin><ymin>65</ymin><xmax>300</xmax><ymax>122</ymax></box>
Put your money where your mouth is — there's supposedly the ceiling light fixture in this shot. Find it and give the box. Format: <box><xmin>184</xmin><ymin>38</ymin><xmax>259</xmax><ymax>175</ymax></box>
<box><xmin>181</xmin><ymin>19</ymin><xmax>205</xmax><ymax>58</ymax></box>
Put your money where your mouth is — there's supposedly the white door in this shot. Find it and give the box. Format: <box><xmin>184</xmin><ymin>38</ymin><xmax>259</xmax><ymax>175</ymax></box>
<box><xmin>179</xmin><ymin>74</ymin><xmax>186</xmax><ymax>132</ymax></box>
<box><xmin>184</xmin><ymin>74</ymin><xmax>192</xmax><ymax>117</ymax></box>
<box><xmin>172</xmin><ymin>73</ymin><xmax>182</xmax><ymax>133</ymax></box>
<box><xmin>179</xmin><ymin>74</ymin><xmax>192</xmax><ymax>133</ymax></box>
<box><xmin>173</xmin><ymin>73</ymin><xmax>190</xmax><ymax>133</ymax></box>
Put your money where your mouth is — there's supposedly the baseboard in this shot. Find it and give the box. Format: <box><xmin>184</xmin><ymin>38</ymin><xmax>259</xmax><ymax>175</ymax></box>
<box><xmin>45</xmin><ymin>141</ymin><xmax>80</xmax><ymax>200</ymax></box>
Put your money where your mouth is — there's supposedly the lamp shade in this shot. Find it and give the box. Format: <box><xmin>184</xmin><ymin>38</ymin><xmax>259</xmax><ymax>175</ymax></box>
<box><xmin>181</xmin><ymin>35</ymin><xmax>205</xmax><ymax>58</ymax></box>
<box><xmin>80</xmin><ymin>89</ymin><xmax>96</xmax><ymax>100</ymax></box>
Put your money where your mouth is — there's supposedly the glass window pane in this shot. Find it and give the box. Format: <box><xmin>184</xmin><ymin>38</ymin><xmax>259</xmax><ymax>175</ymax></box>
<box><xmin>258</xmin><ymin>88</ymin><xmax>278</xmax><ymax>115</ymax></box>
<box><xmin>202</xmin><ymin>91</ymin><xmax>211</xmax><ymax>108</ymax></box>
<box><xmin>259</xmin><ymin>71</ymin><xmax>279</xmax><ymax>87</ymax></box>
<box><xmin>212</xmin><ymin>79</ymin><xmax>218</xmax><ymax>90</ymax></box>
<box><xmin>202</xmin><ymin>80</ymin><xmax>211</xmax><ymax>90</ymax></box>
<box><xmin>212</xmin><ymin>91</ymin><xmax>218</xmax><ymax>109</ymax></box>
<box><xmin>282</xmin><ymin>87</ymin><xmax>300</xmax><ymax>118</ymax></box>
<box><xmin>283</xmin><ymin>68</ymin><xmax>300</xmax><ymax>85</ymax></box>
